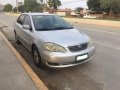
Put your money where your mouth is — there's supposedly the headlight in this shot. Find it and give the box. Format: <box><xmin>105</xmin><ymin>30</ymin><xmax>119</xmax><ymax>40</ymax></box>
<box><xmin>43</xmin><ymin>42</ymin><xmax>66</xmax><ymax>53</ymax></box>
<box><xmin>88</xmin><ymin>38</ymin><xmax>93</xmax><ymax>47</ymax></box>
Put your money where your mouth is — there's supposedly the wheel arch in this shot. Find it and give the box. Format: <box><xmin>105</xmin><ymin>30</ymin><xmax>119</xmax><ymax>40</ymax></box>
<box><xmin>31</xmin><ymin>43</ymin><xmax>36</xmax><ymax>51</ymax></box>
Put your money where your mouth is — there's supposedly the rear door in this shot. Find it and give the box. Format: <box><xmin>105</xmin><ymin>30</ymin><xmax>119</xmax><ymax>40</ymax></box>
<box><xmin>15</xmin><ymin>14</ymin><xmax>25</xmax><ymax>42</ymax></box>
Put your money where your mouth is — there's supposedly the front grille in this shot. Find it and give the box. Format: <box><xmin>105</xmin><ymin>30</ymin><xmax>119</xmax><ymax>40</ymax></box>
<box><xmin>68</xmin><ymin>43</ymin><xmax>88</xmax><ymax>52</ymax></box>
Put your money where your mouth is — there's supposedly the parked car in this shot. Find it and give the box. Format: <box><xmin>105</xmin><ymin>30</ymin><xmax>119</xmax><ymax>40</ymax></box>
<box><xmin>14</xmin><ymin>13</ymin><xmax>95</xmax><ymax>68</ymax></box>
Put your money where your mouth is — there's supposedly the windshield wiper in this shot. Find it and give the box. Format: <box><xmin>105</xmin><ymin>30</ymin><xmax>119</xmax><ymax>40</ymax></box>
<box><xmin>36</xmin><ymin>28</ymin><xmax>53</xmax><ymax>31</ymax></box>
<box><xmin>36</xmin><ymin>27</ymin><xmax>73</xmax><ymax>31</ymax></box>
<box><xmin>54</xmin><ymin>26</ymin><xmax>74</xmax><ymax>30</ymax></box>
<box><xmin>53</xmin><ymin>27</ymin><xmax>65</xmax><ymax>30</ymax></box>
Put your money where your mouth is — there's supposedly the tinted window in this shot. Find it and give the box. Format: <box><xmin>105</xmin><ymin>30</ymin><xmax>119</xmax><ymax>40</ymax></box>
<box><xmin>23</xmin><ymin>15</ymin><xmax>31</xmax><ymax>26</ymax></box>
<box><xmin>17</xmin><ymin>15</ymin><xmax>25</xmax><ymax>25</ymax></box>
<box><xmin>32</xmin><ymin>15</ymin><xmax>73</xmax><ymax>31</ymax></box>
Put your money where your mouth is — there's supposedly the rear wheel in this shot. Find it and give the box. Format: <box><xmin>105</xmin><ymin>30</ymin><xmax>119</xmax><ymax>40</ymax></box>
<box><xmin>32</xmin><ymin>46</ymin><xmax>43</xmax><ymax>67</ymax></box>
<box><xmin>14</xmin><ymin>31</ymin><xmax>21</xmax><ymax>44</ymax></box>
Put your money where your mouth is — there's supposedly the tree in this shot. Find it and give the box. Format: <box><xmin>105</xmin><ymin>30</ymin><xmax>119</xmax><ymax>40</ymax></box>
<box><xmin>18</xmin><ymin>5</ymin><xmax>25</xmax><ymax>13</ymax></box>
<box><xmin>13</xmin><ymin>7</ymin><xmax>17</xmax><ymax>12</ymax></box>
<box><xmin>100</xmin><ymin>0</ymin><xmax>120</xmax><ymax>15</ymax></box>
<box><xmin>24</xmin><ymin>0</ymin><xmax>43</xmax><ymax>12</ymax></box>
<box><xmin>87</xmin><ymin>0</ymin><xmax>120</xmax><ymax>16</ymax></box>
<box><xmin>4</xmin><ymin>4</ymin><xmax>12</xmax><ymax>12</ymax></box>
<box><xmin>13</xmin><ymin>5</ymin><xmax>25</xmax><ymax>13</ymax></box>
<box><xmin>74</xmin><ymin>7</ymin><xmax>83</xmax><ymax>14</ymax></box>
<box><xmin>112</xmin><ymin>0</ymin><xmax>120</xmax><ymax>14</ymax></box>
<box><xmin>74</xmin><ymin>7</ymin><xmax>84</xmax><ymax>17</ymax></box>
<box><xmin>87</xmin><ymin>0</ymin><xmax>102</xmax><ymax>13</ymax></box>
<box><xmin>31</xmin><ymin>5</ymin><xmax>43</xmax><ymax>12</ymax></box>
<box><xmin>47</xmin><ymin>0</ymin><xmax>61</xmax><ymax>13</ymax></box>
<box><xmin>12</xmin><ymin>5</ymin><xmax>25</xmax><ymax>13</ymax></box>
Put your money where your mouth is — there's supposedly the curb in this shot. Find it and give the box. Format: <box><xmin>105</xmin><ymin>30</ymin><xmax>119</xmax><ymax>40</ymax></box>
<box><xmin>6</xmin><ymin>13</ymin><xmax>20</xmax><ymax>16</ymax></box>
<box><xmin>0</xmin><ymin>31</ymin><xmax>48</xmax><ymax>90</ymax></box>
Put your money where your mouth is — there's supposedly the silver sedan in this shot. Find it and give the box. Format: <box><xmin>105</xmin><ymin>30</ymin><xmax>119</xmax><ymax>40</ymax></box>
<box><xmin>14</xmin><ymin>13</ymin><xmax>95</xmax><ymax>68</ymax></box>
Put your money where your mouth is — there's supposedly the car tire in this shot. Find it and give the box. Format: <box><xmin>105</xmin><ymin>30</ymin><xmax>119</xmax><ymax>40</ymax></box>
<box><xmin>14</xmin><ymin>31</ymin><xmax>21</xmax><ymax>44</ymax></box>
<box><xmin>32</xmin><ymin>46</ymin><xmax>43</xmax><ymax>67</ymax></box>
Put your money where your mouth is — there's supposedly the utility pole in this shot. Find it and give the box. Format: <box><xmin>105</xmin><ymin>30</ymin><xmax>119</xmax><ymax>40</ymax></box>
<box><xmin>43</xmin><ymin>0</ymin><xmax>46</xmax><ymax>13</ymax></box>
<box><xmin>16</xmin><ymin>0</ymin><xmax>18</xmax><ymax>13</ymax></box>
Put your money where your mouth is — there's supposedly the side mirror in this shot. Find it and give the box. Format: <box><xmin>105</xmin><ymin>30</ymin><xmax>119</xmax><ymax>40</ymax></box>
<box><xmin>23</xmin><ymin>25</ymin><xmax>30</xmax><ymax>30</ymax></box>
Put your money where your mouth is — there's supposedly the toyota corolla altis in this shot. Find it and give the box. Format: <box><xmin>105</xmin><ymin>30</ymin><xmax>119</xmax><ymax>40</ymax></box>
<box><xmin>14</xmin><ymin>13</ymin><xmax>95</xmax><ymax>68</ymax></box>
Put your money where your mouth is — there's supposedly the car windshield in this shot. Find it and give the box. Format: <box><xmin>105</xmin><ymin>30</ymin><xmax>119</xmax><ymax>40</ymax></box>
<box><xmin>32</xmin><ymin>15</ymin><xmax>73</xmax><ymax>31</ymax></box>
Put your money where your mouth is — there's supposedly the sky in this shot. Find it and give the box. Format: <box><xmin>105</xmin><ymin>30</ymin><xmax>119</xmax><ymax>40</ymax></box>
<box><xmin>0</xmin><ymin>0</ymin><xmax>24</xmax><ymax>6</ymax></box>
<box><xmin>0</xmin><ymin>0</ymin><xmax>88</xmax><ymax>9</ymax></box>
<box><xmin>60</xmin><ymin>0</ymin><xmax>88</xmax><ymax>9</ymax></box>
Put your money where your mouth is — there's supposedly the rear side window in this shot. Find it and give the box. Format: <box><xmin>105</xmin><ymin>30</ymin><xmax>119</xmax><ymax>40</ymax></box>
<box><xmin>17</xmin><ymin>15</ymin><xmax>25</xmax><ymax>25</ymax></box>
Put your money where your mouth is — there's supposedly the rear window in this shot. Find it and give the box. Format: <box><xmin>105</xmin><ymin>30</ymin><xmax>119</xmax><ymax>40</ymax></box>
<box><xmin>17</xmin><ymin>15</ymin><xmax>25</xmax><ymax>25</ymax></box>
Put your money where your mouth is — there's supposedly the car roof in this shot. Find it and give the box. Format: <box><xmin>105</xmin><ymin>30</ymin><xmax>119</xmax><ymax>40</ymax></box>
<box><xmin>22</xmin><ymin>13</ymin><xmax>55</xmax><ymax>16</ymax></box>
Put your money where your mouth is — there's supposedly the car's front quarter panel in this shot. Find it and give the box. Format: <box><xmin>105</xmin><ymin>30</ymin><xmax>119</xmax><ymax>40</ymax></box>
<box><xmin>33</xmin><ymin>32</ymin><xmax>47</xmax><ymax>52</ymax></box>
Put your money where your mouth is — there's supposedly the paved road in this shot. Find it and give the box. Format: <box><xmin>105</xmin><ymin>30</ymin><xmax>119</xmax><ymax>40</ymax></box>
<box><xmin>0</xmin><ymin>13</ymin><xmax>120</xmax><ymax>90</ymax></box>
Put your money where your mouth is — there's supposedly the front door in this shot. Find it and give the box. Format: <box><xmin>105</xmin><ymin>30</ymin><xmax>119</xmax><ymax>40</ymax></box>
<box><xmin>22</xmin><ymin>15</ymin><xmax>33</xmax><ymax>51</ymax></box>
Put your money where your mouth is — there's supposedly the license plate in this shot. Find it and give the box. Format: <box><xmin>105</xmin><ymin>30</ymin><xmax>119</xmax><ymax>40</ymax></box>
<box><xmin>76</xmin><ymin>54</ymin><xmax>88</xmax><ymax>61</ymax></box>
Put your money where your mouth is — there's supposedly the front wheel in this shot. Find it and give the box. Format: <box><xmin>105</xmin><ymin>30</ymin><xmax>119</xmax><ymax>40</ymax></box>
<box><xmin>32</xmin><ymin>46</ymin><xmax>43</xmax><ymax>67</ymax></box>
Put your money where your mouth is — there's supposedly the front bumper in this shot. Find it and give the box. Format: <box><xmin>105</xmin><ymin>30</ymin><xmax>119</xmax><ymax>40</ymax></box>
<box><xmin>40</xmin><ymin>46</ymin><xmax>95</xmax><ymax>68</ymax></box>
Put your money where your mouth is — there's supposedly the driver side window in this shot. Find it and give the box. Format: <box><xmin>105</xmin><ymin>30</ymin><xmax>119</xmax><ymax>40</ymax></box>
<box><xmin>23</xmin><ymin>15</ymin><xmax>31</xmax><ymax>27</ymax></box>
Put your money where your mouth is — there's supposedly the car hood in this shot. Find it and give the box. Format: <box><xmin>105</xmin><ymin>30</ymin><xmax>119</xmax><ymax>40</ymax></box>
<box><xmin>37</xmin><ymin>29</ymin><xmax>89</xmax><ymax>47</ymax></box>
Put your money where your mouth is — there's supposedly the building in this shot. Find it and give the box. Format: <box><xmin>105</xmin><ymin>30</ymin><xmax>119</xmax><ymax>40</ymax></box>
<box><xmin>57</xmin><ymin>9</ymin><xmax>72</xmax><ymax>16</ymax></box>
<box><xmin>0</xmin><ymin>4</ymin><xmax>4</xmax><ymax>12</ymax></box>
